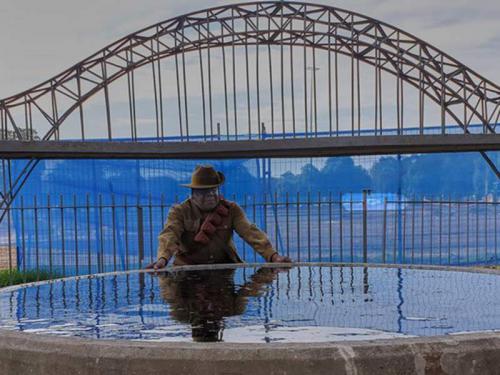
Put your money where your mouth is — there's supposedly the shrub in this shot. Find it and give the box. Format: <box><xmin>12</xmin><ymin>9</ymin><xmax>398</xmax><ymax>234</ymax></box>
<box><xmin>0</xmin><ymin>269</ymin><xmax>57</xmax><ymax>288</ymax></box>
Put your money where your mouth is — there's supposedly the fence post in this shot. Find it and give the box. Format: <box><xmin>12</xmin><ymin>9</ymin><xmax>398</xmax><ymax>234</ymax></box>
<box><xmin>382</xmin><ymin>197</ymin><xmax>387</xmax><ymax>263</ymax></box>
<box><xmin>362</xmin><ymin>189</ymin><xmax>371</xmax><ymax>263</ymax></box>
<box><xmin>7</xmin><ymin>202</ymin><xmax>13</xmax><ymax>285</ymax></box>
<box><xmin>137</xmin><ymin>205</ymin><xmax>144</xmax><ymax>267</ymax></box>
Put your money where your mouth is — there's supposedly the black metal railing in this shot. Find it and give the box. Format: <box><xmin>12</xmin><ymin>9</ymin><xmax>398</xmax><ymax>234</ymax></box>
<box><xmin>0</xmin><ymin>192</ymin><xmax>498</xmax><ymax>285</ymax></box>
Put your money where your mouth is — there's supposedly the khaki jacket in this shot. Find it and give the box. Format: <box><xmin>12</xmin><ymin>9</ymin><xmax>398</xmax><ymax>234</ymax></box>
<box><xmin>157</xmin><ymin>198</ymin><xmax>276</xmax><ymax>265</ymax></box>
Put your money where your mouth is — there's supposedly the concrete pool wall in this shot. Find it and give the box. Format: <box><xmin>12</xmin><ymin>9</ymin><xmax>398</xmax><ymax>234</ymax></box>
<box><xmin>1</xmin><ymin>263</ymin><xmax>500</xmax><ymax>375</ymax></box>
<box><xmin>1</xmin><ymin>327</ymin><xmax>500</xmax><ymax>374</ymax></box>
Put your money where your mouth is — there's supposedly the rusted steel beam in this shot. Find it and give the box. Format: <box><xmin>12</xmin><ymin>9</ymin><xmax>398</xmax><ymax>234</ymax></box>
<box><xmin>0</xmin><ymin>134</ymin><xmax>498</xmax><ymax>159</ymax></box>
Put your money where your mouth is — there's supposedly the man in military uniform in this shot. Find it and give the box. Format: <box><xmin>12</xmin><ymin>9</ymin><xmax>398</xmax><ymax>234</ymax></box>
<box><xmin>149</xmin><ymin>165</ymin><xmax>292</xmax><ymax>269</ymax></box>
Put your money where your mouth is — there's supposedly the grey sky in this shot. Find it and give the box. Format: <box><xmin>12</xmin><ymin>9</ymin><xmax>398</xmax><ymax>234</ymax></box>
<box><xmin>1</xmin><ymin>0</ymin><xmax>499</xmax><ymax>99</ymax></box>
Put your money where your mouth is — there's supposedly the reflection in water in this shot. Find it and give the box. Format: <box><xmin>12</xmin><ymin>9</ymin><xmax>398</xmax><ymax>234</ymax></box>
<box><xmin>0</xmin><ymin>265</ymin><xmax>500</xmax><ymax>342</ymax></box>
<box><xmin>159</xmin><ymin>268</ymin><xmax>278</xmax><ymax>342</ymax></box>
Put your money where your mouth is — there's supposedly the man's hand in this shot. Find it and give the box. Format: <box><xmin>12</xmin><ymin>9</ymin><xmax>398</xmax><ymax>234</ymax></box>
<box><xmin>144</xmin><ymin>257</ymin><xmax>168</xmax><ymax>270</ymax></box>
<box><xmin>270</xmin><ymin>253</ymin><xmax>293</xmax><ymax>263</ymax></box>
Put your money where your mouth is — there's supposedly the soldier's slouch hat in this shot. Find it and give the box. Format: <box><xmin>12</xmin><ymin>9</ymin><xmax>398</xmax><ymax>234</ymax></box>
<box><xmin>181</xmin><ymin>165</ymin><xmax>225</xmax><ymax>189</ymax></box>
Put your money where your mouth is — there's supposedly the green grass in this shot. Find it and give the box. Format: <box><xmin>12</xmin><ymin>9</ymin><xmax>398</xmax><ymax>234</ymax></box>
<box><xmin>0</xmin><ymin>269</ymin><xmax>57</xmax><ymax>288</ymax></box>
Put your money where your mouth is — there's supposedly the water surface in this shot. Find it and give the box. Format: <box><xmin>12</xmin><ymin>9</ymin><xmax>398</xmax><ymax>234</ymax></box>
<box><xmin>1</xmin><ymin>265</ymin><xmax>499</xmax><ymax>342</ymax></box>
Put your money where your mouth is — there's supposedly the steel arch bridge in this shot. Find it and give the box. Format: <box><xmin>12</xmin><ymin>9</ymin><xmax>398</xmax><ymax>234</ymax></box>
<box><xmin>0</xmin><ymin>1</ymin><xmax>499</xmax><ymax>222</ymax></box>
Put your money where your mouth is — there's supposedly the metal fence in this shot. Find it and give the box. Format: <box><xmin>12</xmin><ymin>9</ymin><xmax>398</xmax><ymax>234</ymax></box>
<box><xmin>0</xmin><ymin>192</ymin><xmax>498</xmax><ymax>283</ymax></box>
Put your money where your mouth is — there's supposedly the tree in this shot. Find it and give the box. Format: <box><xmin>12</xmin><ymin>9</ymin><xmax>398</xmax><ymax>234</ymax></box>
<box><xmin>297</xmin><ymin>163</ymin><xmax>323</xmax><ymax>192</ymax></box>
<box><xmin>370</xmin><ymin>157</ymin><xmax>400</xmax><ymax>193</ymax></box>
<box><xmin>321</xmin><ymin>157</ymin><xmax>371</xmax><ymax>193</ymax></box>
<box><xmin>272</xmin><ymin>171</ymin><xmax>298</xmax><ymax>195</ymax></box>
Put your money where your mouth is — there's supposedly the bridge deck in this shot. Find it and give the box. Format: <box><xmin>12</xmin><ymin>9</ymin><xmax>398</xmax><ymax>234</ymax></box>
<box><xmin>0</xmin><ymin>134</ymin><xmax>498</xmax><ymax>159</ymax></box>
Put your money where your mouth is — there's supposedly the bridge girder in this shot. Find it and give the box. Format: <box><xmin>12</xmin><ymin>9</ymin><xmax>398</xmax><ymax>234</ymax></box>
<box><xmin>0</xmin><ymin>135</ymin><xmax>498</xmax><ymax>159</ymax></box>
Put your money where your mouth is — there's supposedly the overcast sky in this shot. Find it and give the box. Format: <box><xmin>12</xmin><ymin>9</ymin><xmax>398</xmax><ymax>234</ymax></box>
<box><xmin>1</xmin><ymin>0</ymin><xmax>499</xmax><ymax>99</ymax></box>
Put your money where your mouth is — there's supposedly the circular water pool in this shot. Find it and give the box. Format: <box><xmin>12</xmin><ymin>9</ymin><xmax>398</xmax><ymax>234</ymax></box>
<box><xmin>2</xmin><ymin>263</ymin><xmax>500</xmax><ymax>375</ymax></box>
<box><xmin>1</xmin><ymin>263</ymin><xmax>499</xmax><ymax>343</ymax></box>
